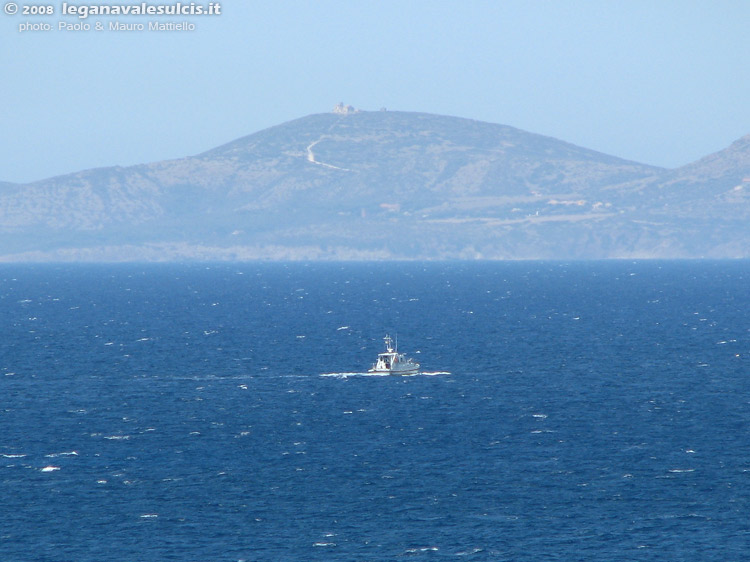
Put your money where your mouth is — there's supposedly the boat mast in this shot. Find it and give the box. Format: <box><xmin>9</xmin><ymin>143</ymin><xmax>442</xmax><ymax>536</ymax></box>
<box><xmin>384</xmin><ymin>334</ymin><xmax>394</xmax><ymax>352</ymax></box>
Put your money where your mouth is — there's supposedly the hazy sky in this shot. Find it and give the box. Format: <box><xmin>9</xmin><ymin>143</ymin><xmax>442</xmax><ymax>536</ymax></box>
<box><xmin>2</xmin><ymin>1</ymin><xmax>749</xmax><ymax>183</ymax></box>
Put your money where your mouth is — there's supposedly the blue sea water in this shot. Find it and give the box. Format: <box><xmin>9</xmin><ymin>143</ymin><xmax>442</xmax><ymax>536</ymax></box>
<box><xmin>1</xmin><ymin>261</ymin><xmax>749</xmax><ymax>561</ymax></box>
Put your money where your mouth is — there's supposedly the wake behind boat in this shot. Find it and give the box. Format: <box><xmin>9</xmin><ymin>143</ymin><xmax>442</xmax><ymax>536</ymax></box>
<box><xmin>369</xmin><ymin>334</ymin><xmax>420</xmax><ymax>375</ymax></box>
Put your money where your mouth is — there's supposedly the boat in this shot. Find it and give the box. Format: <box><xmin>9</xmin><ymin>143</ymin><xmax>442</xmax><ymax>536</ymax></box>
<box><xmin>368</xmin><ymin>334</ymin><xmax>420</xmax><ymax>375</ymax></box>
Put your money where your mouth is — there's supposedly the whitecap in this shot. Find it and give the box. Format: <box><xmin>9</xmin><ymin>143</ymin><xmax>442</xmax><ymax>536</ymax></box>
<box><xmin>457</xmin><ymin>548</ymin><xmax>484</xmax><ymax>556</ymax></box>
<box><xmin>140</xmin><ymin>514</ymin><xmax>158</xmax><ymax>519</ymax></box>
<box><xmin>337</xmin><ymin>326</ymin><xmax>350</xmax><ymax>330</ymax></box>
<box><xmin>2</xmin><ymin>453</ymin><xmax>26</xmax><ymax>458</ymax></box>
<box><xmin>45</xmin><ymin>451</ymin><xmax>78</xmax><ymax>457</ymax></box>
<box><xmin>40</xmin><ymin>466</ymin><xmax>60</xmax><ymax>472</ymax></box>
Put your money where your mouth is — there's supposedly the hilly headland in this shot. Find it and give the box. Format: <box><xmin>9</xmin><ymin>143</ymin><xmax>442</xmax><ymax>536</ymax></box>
<box><xmin>2</xmin><ymin>106</ymin><xmax>749</xmax><ymax>261</ymax></box>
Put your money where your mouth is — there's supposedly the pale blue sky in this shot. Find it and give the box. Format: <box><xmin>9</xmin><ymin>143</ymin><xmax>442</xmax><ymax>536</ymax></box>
<box><xmin>2</xmin><ymin>0</ymin><xmax>749</xmax><ymax>183</ymax></box>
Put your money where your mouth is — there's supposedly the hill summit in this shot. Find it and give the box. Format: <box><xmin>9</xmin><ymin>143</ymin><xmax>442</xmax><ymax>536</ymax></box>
<box><xmin>1</xmin><ymin>109</ymin><xmax>749</xmax><ymax>261</ymax></box>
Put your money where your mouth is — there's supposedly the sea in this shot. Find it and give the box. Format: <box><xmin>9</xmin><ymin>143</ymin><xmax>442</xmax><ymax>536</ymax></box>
<box><xmin>1</xmin><ymin>261</ymin><xmax>749</xmax><ymax>561</ymax></box>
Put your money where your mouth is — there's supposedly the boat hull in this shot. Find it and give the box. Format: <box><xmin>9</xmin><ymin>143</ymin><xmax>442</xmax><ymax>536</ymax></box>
<box><xmin>368</xmin><ymin>365</ymin><xmax>420</xmax><ymax>376</ymax></box>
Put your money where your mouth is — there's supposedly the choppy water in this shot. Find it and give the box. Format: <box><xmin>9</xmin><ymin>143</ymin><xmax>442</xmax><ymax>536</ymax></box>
<box><xmin>2</xmin><ymin>261</ymin><xmax>749</xmax><ymax>560</ymax></box>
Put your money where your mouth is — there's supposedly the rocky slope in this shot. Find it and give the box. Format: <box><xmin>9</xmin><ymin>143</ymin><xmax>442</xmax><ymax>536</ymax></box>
<box><xmin>1</xmin><ymin>109</ymin><xmax>748</xmax><ymax>261</ymax></box>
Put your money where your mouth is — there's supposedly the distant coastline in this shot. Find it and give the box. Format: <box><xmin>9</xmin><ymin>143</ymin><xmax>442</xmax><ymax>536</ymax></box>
<box><xmin>1</xmin><ymin>110</ymin><xmax>748</xmax><ymax>262</ymax></box>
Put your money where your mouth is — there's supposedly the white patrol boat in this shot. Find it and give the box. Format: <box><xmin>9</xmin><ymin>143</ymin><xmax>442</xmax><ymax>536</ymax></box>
<box><xmin>369</xmin><ymin>334</ymin><xmax>420</xmax><ymax>375</ymax></box>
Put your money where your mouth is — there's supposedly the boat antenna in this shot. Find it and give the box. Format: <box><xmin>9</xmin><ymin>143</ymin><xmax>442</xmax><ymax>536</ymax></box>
<box><xmin>384</xmin><ymin>334</ymin><xmax>394</xmax><ymax>352</ymax></box>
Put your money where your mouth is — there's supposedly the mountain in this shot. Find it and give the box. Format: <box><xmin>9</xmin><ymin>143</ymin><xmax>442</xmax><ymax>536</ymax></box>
<box><xmin>1</xmin><ymin>108</ymin><xmax>748</xmax><ymax>261</ymax></box>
